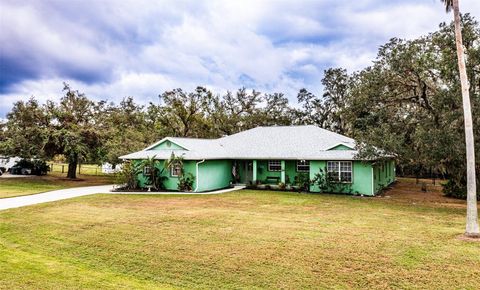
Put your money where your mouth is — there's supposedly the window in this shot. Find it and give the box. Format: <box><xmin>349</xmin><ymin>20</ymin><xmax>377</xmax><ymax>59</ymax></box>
<box><xmin>143</xmin><ymin>166</ymin><xmax>152</xmax><ymax>176</ymax></box>
<box><xmin>170</xmin><ymin>162</ymin><xmax>182</xmax><ymax>177</ymax></box>
<box><xmin>327</xmin><ymin>161</ymin><xmax>352</xmax><ymax>183</ymax></box>
<box><xmin>268</xmin><ymin>160</ymin><xmax>282</xmax><ymax>171</ymax></box>
<box><xmin>296</xmin><ymin>160</ymin><xmax>310</xmax><ymax>172</ymax></box>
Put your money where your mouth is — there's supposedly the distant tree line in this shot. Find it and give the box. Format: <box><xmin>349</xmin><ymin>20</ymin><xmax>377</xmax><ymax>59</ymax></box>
<box><xmin>0</xmin><ymin>15</ymin><xmax>478</xmax><ymax>198</ymax></box>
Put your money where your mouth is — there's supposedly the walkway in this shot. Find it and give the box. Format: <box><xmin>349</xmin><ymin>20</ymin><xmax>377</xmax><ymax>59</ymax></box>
<box><xmin>0</xmin><ymin>185</ymin><xmax>246</xmax><ymax>211</ymax></box>
<box><xmin>0</xmin><ymin>185</ymin><xmax>115</xmax><ymax>211</ymax></box>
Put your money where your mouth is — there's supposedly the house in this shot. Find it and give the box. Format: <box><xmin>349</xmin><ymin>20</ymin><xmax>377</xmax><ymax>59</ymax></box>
<box><xmin>119</xmin><ymin>125</ymin><xmax>395</xmax><ymax>195</ymax></box>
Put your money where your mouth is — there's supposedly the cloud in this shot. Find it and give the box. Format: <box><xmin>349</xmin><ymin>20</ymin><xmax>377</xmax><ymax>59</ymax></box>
<box><xmin>1</xmin><ymin>0</ymin><xmax>479</xmax><ymax>117</ymax></box>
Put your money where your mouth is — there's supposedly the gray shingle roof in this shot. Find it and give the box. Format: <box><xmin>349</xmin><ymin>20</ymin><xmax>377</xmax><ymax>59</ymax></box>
<box><xmin>120</xmin><ymin>125</ymin><xmax>359</xmax><ymax>160</ymax></box>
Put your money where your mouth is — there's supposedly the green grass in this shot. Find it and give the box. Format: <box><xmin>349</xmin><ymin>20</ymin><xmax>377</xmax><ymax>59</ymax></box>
<box><xmin>0</xmin><ymin>173</ymin><xmax>115</xmax><ymax>198</ymax></box>
<box><xmin>1</xmin><ymin>187</ymin><xmax>479</xmax><ymax>289</ymax></box>
<box><xmin>49</xmin><ymin>163</ymin><xmax>108</xmax><ymax>175</ymax></box>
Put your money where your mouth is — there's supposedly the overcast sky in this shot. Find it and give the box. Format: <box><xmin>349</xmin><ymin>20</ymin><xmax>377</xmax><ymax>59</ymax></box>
<box><xmin>1</xmin><ymin>0</ymin><xmax>479</xmax><ymax>117</ymax></box>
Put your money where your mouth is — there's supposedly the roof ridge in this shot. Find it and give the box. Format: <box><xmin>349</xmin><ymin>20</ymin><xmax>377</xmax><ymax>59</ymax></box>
<box><xmin>169</xmin><ymin>137</ymin><xmax>218</xmax><ymax>140</ymax></box>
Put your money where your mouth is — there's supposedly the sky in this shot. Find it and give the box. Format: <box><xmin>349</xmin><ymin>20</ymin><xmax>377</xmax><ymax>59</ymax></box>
<box><xmin>1</xmin><ymin>0</ymin><xmax>480</xmax><ymax>117</ymax></box>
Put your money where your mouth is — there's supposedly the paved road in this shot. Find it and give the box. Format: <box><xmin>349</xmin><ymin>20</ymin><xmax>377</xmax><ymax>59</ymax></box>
<box><xmin>0</xmin><ymin>185</ymin><xmax>246</xmax><ymax>211</ymax></box>
<box><xmin>0</xmin><ymin>185</ymin><xmax>115</xmax><ymax>211</ymax></box>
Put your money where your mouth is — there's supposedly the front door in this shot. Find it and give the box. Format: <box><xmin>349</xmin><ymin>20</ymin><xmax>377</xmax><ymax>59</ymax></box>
<box><xmin>244</xmin><ymin>161</ymin><xmax>253</xmax><ymax>184</ymax></box>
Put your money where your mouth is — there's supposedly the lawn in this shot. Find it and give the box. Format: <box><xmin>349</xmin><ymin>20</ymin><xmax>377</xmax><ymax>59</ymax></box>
<box><xmin>0</xmin><ymin>180</ymin><xmax>479</xmax><ymax>289</ymax></box>
<box><xmin>0</xmin><ymin>173</ymin><xmax>115</xmax><ymax>198</ymax></box>
<box><xmin>49</xmin><ymin>163</ymin><xmax>109</xmax><ymax>175</ymax></box>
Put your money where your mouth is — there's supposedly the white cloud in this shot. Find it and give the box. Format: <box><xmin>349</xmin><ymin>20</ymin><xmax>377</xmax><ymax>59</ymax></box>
<box><xmin>1</xmin><ymin>0</ymin><xmax>480</xmax><ymax>116</ymax></box>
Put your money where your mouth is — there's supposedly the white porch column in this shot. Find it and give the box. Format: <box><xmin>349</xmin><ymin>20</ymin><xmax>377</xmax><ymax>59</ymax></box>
<box><xmin>281</xmin><ymin>160</ymin><xmax>286</xmax><ymax>183</ymax></box>
<box><xmin>252</xmin><ymin>160</ymin><xmax>257</xmax><ymax>183</ymax></box>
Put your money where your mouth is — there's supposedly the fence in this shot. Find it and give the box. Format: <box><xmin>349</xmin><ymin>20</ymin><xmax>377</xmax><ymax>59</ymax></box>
<box><xmin>48</xmin><ymin>163</ymin><xmax>110</xmax><ymax>176</ymax></box>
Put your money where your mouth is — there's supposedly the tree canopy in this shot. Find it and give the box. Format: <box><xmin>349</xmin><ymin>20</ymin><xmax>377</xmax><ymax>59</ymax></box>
<box><xmin>0</xmin><ymin>15</ymin><xmax>478</xmax><ymax>197</ymax></box>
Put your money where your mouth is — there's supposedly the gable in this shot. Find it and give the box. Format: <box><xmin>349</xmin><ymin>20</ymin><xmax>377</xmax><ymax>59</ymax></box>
<box><xmin>327</xmin><ymin>144</ymin><xmax>354</xmax><ymax>151</ymax></box>
<box><xmin>149</xmin><ymin>139</ymin><xmax>187</xmax><ymax>150</ymax></box>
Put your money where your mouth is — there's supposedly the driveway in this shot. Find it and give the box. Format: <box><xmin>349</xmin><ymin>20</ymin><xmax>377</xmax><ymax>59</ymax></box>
<box><xmin>0</xmin><ymin>185</ymin><xmax>246</xmax><ymax>211</ymax></box>
<box><xmin>0</xmin><ymin>185</ymin><xmax>115</xmax><ymax>211</ymax></box>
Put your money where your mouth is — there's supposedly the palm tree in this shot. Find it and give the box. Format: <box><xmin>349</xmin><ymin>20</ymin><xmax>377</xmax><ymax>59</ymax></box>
<box><xmin>442</xmin><ymin>0</ymin><xmax>479</xmax><ymax>237</ymax></box>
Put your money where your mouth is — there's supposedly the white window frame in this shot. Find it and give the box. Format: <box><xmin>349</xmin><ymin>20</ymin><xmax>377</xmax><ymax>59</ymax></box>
<box><xmin>170</xmin><ymin>163</ymin><xmax>182</xmax><ymax>177</ymax></box>
<box><xmin>327</xmin><ymin>161</ymin><xmax>352</xmax><ymax>183</ymax></box>
<box><xmin>268</xmin><ymin>160</ymin><xmax>282</xmax><ymax>172</ymax></box>
<box><xmin>296</xmin><ymin>160</ymin><xmax>310</xmax><ymax>172</ymax></box>
<box><xmin>143</xmin><ymin>166</ymin><xmax>152</xmax><ymax>176</ymax></box>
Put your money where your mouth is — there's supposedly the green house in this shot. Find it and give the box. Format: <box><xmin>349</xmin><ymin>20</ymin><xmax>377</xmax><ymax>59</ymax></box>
<box><xmin>120</xmin><ymin>125</ymin><xmax>395</xmax><ymax>195</ymax></box>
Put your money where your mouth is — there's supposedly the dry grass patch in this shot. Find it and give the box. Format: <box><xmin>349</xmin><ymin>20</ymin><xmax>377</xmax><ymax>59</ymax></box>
<box><xmin>1</xmin><ymin>183</ymin><xmax>480</xmax><ymax>289</ymax></box>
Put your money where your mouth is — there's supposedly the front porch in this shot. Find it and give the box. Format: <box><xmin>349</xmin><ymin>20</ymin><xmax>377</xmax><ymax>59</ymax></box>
<box><xmin>233</xmin><ymin>160</ymin><xmax>310</xmax><ymax>187</ymax></box>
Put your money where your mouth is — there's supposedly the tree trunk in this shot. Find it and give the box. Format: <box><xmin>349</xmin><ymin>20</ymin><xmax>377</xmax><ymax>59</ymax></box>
<box><xmin>452</xmin><ymin>0</ymin><xmax>479</xmax><ymax>237</ymax></box>
<box><xmin>67</xmin><ymin>153</ymin><xmax>78</xmax><ymax>179</ymax></box>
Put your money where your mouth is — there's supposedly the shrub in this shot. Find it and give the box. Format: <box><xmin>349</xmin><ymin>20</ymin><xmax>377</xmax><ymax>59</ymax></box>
<box><xmin>12</xmin><ymin>159</ymin><xmax>48</xmax><ymax>175</ymax></box>
<box><xmin>443</xmin><ymin>179</ymin><xmax>480</xmax><ymax>199</ymax></box>
<box><xmin>311</xmin><ymin>167</ymin><xmax>352</xmax><ymax>194</ymax></box>
<box><xmin>116</xmin><ymin>161</ymin><xmax>141</xmax><ymax>190</ymax></box>
<box><xmin>178</xmin><ymin>173</ymin><xmax>195</xmax><ymax>191</ymax></box>
<box><xmin>278</xmin><ymin>182</ymin><xmax>286</xmax><ymax>190</ymax></box>
<box><xmin>295</xmin><ymin>173</ymin><xmax>310</xmax><ymax>192</ymax></box>
<box><xmin>31</xmin><ymin>159</ymin><xmax>49</xmax><ymax>175</ymax></box>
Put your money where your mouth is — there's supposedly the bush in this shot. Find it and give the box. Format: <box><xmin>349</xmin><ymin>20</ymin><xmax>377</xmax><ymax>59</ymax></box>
<box><xmin>278</xmin><ymin>182</ymin><xmax>286</xmax><ymax>190</ymax></box>
<box><xmin>115</xmin><ymin>161</ymin><xmax>141</xmax><ymax>190</ymax></box>
<box><xmin>31</xmin><ymin>159</ymin><xmax>49</xmax><ymax>175</ymax></box>
<box><xmin>11</xmin><ymin>159</ymin><xmax>48</xmax><ymax>175</ymax></box>
<box><xmin>311</xmin><ymin>167</ymin><xmax>353</xmax><ymax>194</ymax></box>
<box><xmin>443</xmin><ymin>179</ymin><xmax>480</xmax><ymax>199</ymax></box>
<box><xmin>295</xmin><ymin>173</ymin><xmax>310</xmax><ymax>192</ymax></box>
<box><xmin>178</xmin><ymin>173</ymin><xmax>195</xmax><ymax>191</ymax></box>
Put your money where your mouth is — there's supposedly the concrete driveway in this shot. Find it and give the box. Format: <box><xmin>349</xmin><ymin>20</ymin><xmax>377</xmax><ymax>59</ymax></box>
<box><xmin>0</xmin><ymin>185</ymin><xmax>246</xmax><ymax>211</ymax></box>
<box><xmin>0</xmin><ymin>185</ymin><xmax>115</xmax><ymax>211</ymax></box>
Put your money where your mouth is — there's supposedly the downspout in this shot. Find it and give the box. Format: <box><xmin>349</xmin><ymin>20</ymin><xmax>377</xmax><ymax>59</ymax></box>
<box><xmin>371</xmin><ymin>166</ymin><xmax>374</xmax><ymax>196</ymax></box>
<box><xmin>194</xmin><ymin>159</ymin><xmax>205</xmax><ymax>192</ymax></box>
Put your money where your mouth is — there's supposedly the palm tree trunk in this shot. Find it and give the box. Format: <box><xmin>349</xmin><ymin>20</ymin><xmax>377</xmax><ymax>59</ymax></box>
<box><xmin>452</xmin><ymin>0</ymin><xmax>479</xmax><ymax>237</ymax></box>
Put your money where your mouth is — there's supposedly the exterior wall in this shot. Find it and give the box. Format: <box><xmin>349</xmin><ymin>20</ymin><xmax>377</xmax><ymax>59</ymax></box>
<box><xmin>150</xmin><ymin>140</ymin><xmax>186</xmax><ymax>150</ymax></box>
<box><xmin>256</xmin><ymin>160</ymin><xmax>280</xmax><ymax>182</ymax></box>
<box><xmin>328</xmin><ymin>144</ymin><xmax>353</xmax><ymax>150</ymax></box>
<box><xmin>309</xmin><ymin>160</ymin><xmax>375</xmax><ymax>196</ymax></box>
<box><xmin>372</xmin><ymin>160</ymin><xmax>395</xmax><ymax>194</ymax></box>
<box><xmin>133</xmin><ymin>157</ymin><xmax>395</xmax><ymax>195</ymax></box>
<box><xmin>136</xmin><ymin>160</ymin><xmax>197</xmax><ymax>191</ymax></box>
<box><xmin>196</xmin><ymin>160</ymin><xmax>233</xmax><ymax>192</ymax></box>
<box><xmin>136</xmin><ymin>159</ymin><xmax>232</xmax><ymax>192</ymax></box>
<box><xmin>254</xmin><ymin>160</ymin><xmax>308</xmax><ymax>184</ymax></box>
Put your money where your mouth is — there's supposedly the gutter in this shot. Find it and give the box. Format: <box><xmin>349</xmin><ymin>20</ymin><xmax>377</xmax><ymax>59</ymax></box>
<box><xmin>194</xmin><ymin>159</ymin><xmax>206</xmax><ymax>192</ymax></box>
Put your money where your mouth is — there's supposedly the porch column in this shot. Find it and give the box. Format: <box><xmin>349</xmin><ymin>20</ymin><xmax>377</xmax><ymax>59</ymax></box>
<box><xmin>281</xmin><ymin>160</ymin><xmax>286</xmax><ymax>183</ymax></box>
<box><xmin>252</xmin><ymin>160</ymin><xmax>257</xmax><ymax>183</ymax></box>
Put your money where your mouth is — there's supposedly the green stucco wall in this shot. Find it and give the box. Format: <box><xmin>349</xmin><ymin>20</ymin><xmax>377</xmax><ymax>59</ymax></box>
<box><xmin>309</xmin><ymin>160</ymin><xmax>374</xmax><ymax>196</ymax></box>
<box><xmin>133</xmin><ymin>157</ymin><xmax>395</xmax><ymax>195</ymax></box>
<box><xmin>254</xmin><ymin>160</ymin><xmax>307</xmax><ymax>184</ymax></box>
<box><xmin>136</xmin><ymin>159</ymin><xmax>232</xmax><ymax>192</ymax></box>
<box><xmin>136</xmin><ymin>160</ymin><xmax>197</xmax><ymax>191</ymax></box>
<box><xmin>256</xmin><ymin>160</ymin><xmax>280</xmax><ymax>181</ymax></box>
<box><xmin>328</xmin><ymin>144</ymin><xmax>353</xmax><ymax>150</ymax></box>
<box><xmin>373</xmin><ymin>160</ymin><xmax>395</xmax><ymax>194</ymax></box>
<box><xmin>196</xmin><ymin>160</ymin><xmax>233</xmax><ymax>192</ymax></box>
<box><xmin>149</xmin><ymin>140</ymin><xmax>186</xmax><ymax>150</ymax></box>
